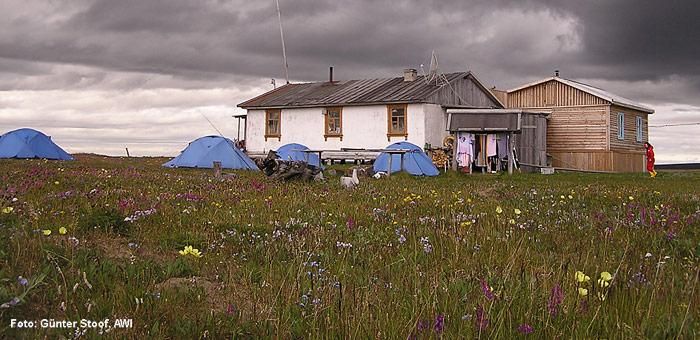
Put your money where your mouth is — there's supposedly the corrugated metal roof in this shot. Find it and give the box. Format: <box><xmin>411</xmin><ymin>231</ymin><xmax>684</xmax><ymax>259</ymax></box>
<box><xmin>507</xmin><ymin>77</ymin><xmax>654</xmax><ymax>113</ymax></box>
<box><xmin>238</xmin><ymin>72</ymin><xmax>472</xmax><ymax>108</ymax></box>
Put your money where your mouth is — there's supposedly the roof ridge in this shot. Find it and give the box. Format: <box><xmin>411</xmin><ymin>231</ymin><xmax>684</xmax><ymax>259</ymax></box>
<box><xmin>560</xmin><ymin>77</ymin><xmax>608</xmax><ymax>92</ymax></box>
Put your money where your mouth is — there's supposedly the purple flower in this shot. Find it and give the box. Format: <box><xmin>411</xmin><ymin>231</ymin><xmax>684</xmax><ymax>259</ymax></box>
<box><xmin>475</xmin><ymin>305</ymin><xmax>489</xmax><ymax>331</ymax></box>
<box><xmin>434</xmin><ymin>314</ymin><xmax>445</xmax><ymax>333</ymax></box>
<box><xmin>547</xmin><ymin>284</ymin><xmax>564</xmax><ymax>317</ymax></box>
<box><xmin>417</xmin><ymin>319</ymin><xmax>429</xmax><ymax>332</ymax></box>
<box><xmin>346</xmin><ymin>216</ymin><xmax>355</xmax><ymax>230</ymax></box>
<box><xmin>17</xmin><ymin>276</ymin><xmax>28</xmax><ymax>287</ymax></box>
<box><xmin>518</xmin><ymin>323</ymin><xmax>534</xmax><ymax>334</ymax></box>
<box><xmin>480</xmin><ymin>279</ymin><xmax>495</xmax><ymax>301</ymax></box>
<box><xmin>666</xmin><ymin>229</ymin><xmax>677</xmax><ymax>240</ymax></box>
<box><xmin>0</xmin><ymin>297</ymin><xmax>20</xmax><ymax>309</ymax></box>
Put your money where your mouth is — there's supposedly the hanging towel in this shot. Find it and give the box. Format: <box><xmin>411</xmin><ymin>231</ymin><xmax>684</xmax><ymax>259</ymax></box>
<box><xmin>487</xmin><ymin>134</ymin><xmax>498</xmax><ymax>157</ymax></box>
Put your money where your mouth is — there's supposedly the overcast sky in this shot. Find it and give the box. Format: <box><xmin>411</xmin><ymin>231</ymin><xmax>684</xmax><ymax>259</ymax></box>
<box><xmin>1</xmin><ymin>0</ymin><xmax>698</xmax><ymax>162</ymax></box>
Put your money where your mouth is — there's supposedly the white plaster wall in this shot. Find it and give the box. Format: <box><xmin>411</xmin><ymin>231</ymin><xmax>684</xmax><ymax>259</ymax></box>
<box><xmin>246</xmin><ymin>104</ymin><xmax>430</xmax><ymax>152</ymax></box>
<box><xmin>423</xmin><ymin>103</ymin><xmax>449</xmax><ymax>148</ymax></box>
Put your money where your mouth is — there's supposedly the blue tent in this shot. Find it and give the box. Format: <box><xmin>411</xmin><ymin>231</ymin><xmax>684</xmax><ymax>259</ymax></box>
<box><xmin>276</xmin><ymin>143</ymin><xmax>322</xmax><ymax>168</ymax></box>
<box><xmin>163</xmin><ymin>136</ymin><xmax>258</xmax><ymax>170</ymax></box>
<box><xmin>0</xmin><ymin>128</ymin><xmax>73</xmax><ymax>160</ymax></box>
<box><xmin>373</xmin><ymin>141</ymin><xmax>439</xmax><ymax>176</ymax></box>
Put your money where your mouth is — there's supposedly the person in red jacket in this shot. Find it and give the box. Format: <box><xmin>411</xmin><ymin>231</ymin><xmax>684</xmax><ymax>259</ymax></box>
<box><xmin>644</xmin><ymin>142</ymin><xmax>657</xmax><ymax>177</ymax></box>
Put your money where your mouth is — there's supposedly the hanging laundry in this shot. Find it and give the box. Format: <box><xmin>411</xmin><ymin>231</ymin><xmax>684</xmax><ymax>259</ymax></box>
<box><xmin>456</xmin><ymin>133</ymin><xmax>473</xmax><ymax>167</ymax></box>
<box><xmin>487</xmin><ymin>134</ymin><xmax>498</xmax><ymax>157</ymax></box>
<box><xmin>497</xmin><ymin>134</ymin><xmax>509</xmax><ymax>159</ymax></box>
<box><xmin>475</xmin><ymin>135</ymin><xmax>487</xmax><ymax>167</ymax></box>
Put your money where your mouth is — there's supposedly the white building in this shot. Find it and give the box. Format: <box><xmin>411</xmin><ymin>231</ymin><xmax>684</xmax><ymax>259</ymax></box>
<box><xmin>238</xmin><ymin>69</ymin><xmax>504</xmax><ymax>154</ymax></box>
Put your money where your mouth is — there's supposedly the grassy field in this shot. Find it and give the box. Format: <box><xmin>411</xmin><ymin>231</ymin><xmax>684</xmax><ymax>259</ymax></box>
<box><xmin>0</xmin><ymin>155</ymin><xmax>698</xmax><ymax>338</ymax></box>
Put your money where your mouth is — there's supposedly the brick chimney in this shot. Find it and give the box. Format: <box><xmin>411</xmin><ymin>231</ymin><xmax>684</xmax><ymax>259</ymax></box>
<box><xmin>403</xmin><ymin>68</ymin><xmax>417</xmax><ymax>82</ymax></box>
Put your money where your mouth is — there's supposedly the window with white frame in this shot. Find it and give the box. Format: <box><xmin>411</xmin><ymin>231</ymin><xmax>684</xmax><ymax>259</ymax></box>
<box><xmin>617</xmin><ymin>112</ymin><xmax>625</xmax><ymax>140</ymax></box>
<box><xmin>636</xmin><ymin>116</ymin><xmax>643</xmax><ymax>142</ymax></box>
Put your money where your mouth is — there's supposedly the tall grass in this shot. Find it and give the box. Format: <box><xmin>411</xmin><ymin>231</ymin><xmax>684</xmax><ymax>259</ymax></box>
<box><xmin>0</xmin><ymin>155</ymin><xmax>698</xmax><ymax>338</ymax></box>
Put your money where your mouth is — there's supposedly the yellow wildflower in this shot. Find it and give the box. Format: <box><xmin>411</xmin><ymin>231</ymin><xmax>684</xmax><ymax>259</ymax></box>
<box><xmin>179</xmin><ymin>245</ymin><xmax>193</xmax><ymax>256</ymax></box>
<box><xmin>42</xmin><ymin>229</ymin><xmax>52</xmax><ymax>236</ymax></box>
<box><xmin>568</xmin><ymin>195</ymin><xmax>573</xmax><ymax>200</ymax></box>
<box><xmin>1</xmin><ymin>207</ymin><xmax>13</xmax><ymax>214</ymax></box>
<box><xmin>514</xmin><ymin>208</ymin><xmax>522</xmax><ymax>215</ymax></box>
<box><xmin>496</xmin><ymin>206</ymin><xmax>503</xmax><ymax>214</ymax></box>
<box><xmin>575</xmin><ymin>271</ymin><xmax>591</xmax><ymax>283</ymax></box>
<box><xmin>190</xmin><ymin>248</ymin><xmax>202</xmax><ymax>258</ymax></box>
<box><xmin>54</xmin><ymin>181</ymin><xmax>60</xmax><ymax>185</ymax></box>
<box><xmin>179</xmin><ymin>245</ymin><xmax>202</xmax><ymax>258</ymax></box>
<box><xmin>509</xmin><ymin>219</ymin><xmax>516</xmax><ymax>225</ymax></box>
<box><xmin>578</xmin><ymin>287</ymin><xmax>588</xmax><ymax>297</ymax></box>
<box><xmin>628</xmin><ymin>196</ymin><xmax>634</xmax><ymax>201</ymax></box>
<box><xmin>598</xmin><ymin>271</ymin><xmax>612</xmax><ymax>287</ymax></box>
<box><xmin>59</xmin><ymin>227</ymin><xmax>67</xmax><ymax>235</ymax></box>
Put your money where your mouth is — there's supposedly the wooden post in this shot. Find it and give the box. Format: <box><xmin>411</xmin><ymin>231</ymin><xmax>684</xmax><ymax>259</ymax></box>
<box><xmin>387</xmin><ymin>154</ymin><xmax>393</xmax><ymax>177</ymax></box>
<box><xmin>125</xmin><ymin>147</ymin><xmax>130</xmax><ymax>157</ymax></box>
<box><xmin>508</xmin><ymin>133</ymin><xmax>514</xmax><ymax>175</ymax></box>
<box><xmin>399</xmin><ymin>152</ymin><xmax>404</xmax><ymax>172</ymax></box>
<box><xmin>213</xmin><ymin>161</ymin><xmax>222</xmax><ymax>178</ymax></box>
<box><xmin>451</xmin><ymin>134</ymin><xmax>458</xmax><ymax>171</ymax></box>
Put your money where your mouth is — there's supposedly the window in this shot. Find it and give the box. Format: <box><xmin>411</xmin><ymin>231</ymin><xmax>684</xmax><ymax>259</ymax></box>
<box><xmin>324</xmin><ymin>107</ymin><xmax>342</xmax><ymax>140</ymax></box>
<box><xmin>387</xmin><ymin>104</ymin><xmax>407</xmax><ymax>138</ymax></box>
<box><xmin>636</xmin><ymin>116</ymin><xmax>643</xmax><ymax>142</ymax></box>
<box><xmin>617</xmin><ymin>112</ymin><xmax>625</xmax><ymax>140</ymax></box>
<box><xmin>265</xmin><ymin>109</ymin><xmax>281</xmax><ymax>140</ymax></box>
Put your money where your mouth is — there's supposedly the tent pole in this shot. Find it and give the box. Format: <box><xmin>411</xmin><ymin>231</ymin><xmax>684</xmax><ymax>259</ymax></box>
<box><xmin>508</xmin><ymin>132</ymin><xmax>514</xmax><ymax>175</ymax></box>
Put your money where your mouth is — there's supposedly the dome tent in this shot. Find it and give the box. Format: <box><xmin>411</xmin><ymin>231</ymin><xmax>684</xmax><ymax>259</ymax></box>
<box><xmin>163</xmin><ymin>136</ymin><xmax>258</xmax><ymax>170</ymax></box>
<box><xmin>276</xmin><ymin>143</ymin><xmax>322</xmax><ymax>168</ymax></box>
<box><xmin>0</xmin><ymin>128</ymin><xmax>73</xmax><ymax>160</ymax></box>
<box><xmin>373</xmin><ymin>141</ymin><xmax>439</xmax><ymax>176</ymax></box>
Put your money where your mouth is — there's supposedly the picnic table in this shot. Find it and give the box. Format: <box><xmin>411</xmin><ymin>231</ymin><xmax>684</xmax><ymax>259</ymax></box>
<box><xmin>298</xmin><ymin>148</ymin><xmax>410</xmax><ymax>177</ymax></box>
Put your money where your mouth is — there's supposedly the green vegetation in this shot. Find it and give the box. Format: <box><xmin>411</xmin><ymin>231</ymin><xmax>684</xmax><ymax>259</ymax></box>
<box><xmin>0</xmin><ymin>155</ymin><xmax>698</xmax><ymax>338</ymax></box>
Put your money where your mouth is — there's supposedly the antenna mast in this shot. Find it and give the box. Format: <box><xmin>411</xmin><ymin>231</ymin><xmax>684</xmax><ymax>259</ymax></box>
<box><xmin>200</xmin><ymin>113</ymin><xmax>224</xmax><ymax>136</ymax></box>
<box><xmin>275</xmin><ymin>0</ymin><xmax>290</xmax><ymax>84</ymax></box>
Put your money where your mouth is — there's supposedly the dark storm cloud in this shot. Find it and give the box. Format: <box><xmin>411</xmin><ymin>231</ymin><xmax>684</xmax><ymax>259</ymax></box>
<box><xmin>1</xmin><ymin>0</ymin><xmax>696</xmax><ymax>97</ymax></box>
<box><xmin>0</xmin><ymin>0</ymin><xmax>698</xmax><ymax>160</ymax></box>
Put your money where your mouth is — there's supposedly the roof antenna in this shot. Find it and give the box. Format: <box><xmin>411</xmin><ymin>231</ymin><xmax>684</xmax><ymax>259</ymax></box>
<box><xmin>275</xmin><ymin>0</ymin><xmax>290</xmax><ymax>84</ymax></box>
<box><xmin>555</xmin><ymin>70</ymin><xmax>560</xmax><ymax>77</ymax></box>
<box><xmin>200</xmin><ymin>112</ymin><xmax>224</xmax><ymax>136</ymax></box>
<box><xmin>424</xmin><ymin>51</ymin><xmax>447</xmax><ymax>86</ymax></box>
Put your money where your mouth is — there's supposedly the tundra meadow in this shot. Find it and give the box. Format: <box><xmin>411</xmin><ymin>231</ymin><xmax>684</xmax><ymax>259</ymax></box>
<box><xmin>0</xmin><ymin>155</ymin><xmax>698</xmax><ymax>338</ymax></box>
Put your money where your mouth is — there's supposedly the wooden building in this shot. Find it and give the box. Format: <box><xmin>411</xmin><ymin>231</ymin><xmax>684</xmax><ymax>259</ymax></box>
<box><xmin>505</xmin><ymin>76</ymin><xmax>654</xmax><ymax>172</ymax></box>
